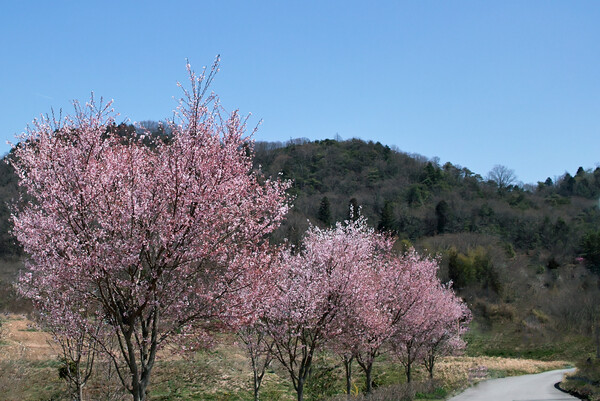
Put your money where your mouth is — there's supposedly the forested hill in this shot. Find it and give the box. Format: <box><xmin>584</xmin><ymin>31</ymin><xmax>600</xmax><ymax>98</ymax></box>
<box><xmin>254</xmin><ymin>138</ymin><xmax>600</xmax><ymax>266</ymax></box>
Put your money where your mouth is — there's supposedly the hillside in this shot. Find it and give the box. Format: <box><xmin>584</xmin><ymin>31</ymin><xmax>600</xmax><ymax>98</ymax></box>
<box><xmin>2</xmin><ymin>135</ymin><xmax>600</xmax><ymax>359</ymax></box>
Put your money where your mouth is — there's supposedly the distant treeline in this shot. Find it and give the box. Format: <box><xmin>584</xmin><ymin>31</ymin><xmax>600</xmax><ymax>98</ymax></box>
<box><xmin>252</xmin><ymin>137</ymin><xmax>600</xmax><ymax>266</ymax></box>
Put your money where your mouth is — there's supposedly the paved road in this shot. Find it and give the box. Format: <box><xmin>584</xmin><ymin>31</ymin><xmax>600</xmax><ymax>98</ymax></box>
<box><xmin>448</xmin><ymin>368</ymin><xmax>578</xmax><ymax>401</ymax></box>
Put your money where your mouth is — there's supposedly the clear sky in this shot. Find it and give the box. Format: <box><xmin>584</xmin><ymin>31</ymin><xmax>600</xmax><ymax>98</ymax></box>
<box><xmin>2</xmin><ymin>1</ymin><xmax>599</xmax><ymax>184</ymax></box>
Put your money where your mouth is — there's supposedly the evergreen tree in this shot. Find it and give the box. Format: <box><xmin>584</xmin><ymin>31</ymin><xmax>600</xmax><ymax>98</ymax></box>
<box><xmin>560</xmin><ymin>173</ymin><xmax>576</xmax><ymax>195</ymax></box>
<box><xmin>582</xmin><ymin>231</ymin><xmax>600</xmax><ymax>272</ymax></box>
<box><xmin>318</xmin><ymin>196</ymin><xmax>332</xmax><ymax>226</ymax></box>
<box><xmin>378</xmin><ymin>200</ymin><xmax>395</xmax><ymax>233</ymax></box>
<box><xmin>435</xmin><ymin>200</ymin><xmax>450</xmax><ymax>234</ymax></box>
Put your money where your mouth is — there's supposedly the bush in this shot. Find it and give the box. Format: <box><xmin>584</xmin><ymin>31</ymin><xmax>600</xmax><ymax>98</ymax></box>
<box><xmin>447</xmin><ymin>247</ymin><xmax>503</xmax><ymax>294</ymax></box>
<box><xmin>305</xmin><ymin>361</ymin><xmax>341</xmax><ymax>401</ymax></box>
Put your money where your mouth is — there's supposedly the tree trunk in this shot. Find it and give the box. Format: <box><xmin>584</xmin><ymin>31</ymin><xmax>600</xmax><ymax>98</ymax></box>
<box><xmin>596</xmin><ymin>322</ymin><xmax>600</xmax><ymax>359</ymax></box>
<box><xmin>76</xmin><ymin>363</ymin><xmax>84</xmax><ymax>401</ymax></box>
<box><xmin>132</xmin><ymin>385</ymin><xmax>145</xmax><ymax>401</ymax></box>
<box><xmin>426</xmin><ymin>353</ymin><xmax>435</xmax><ymax>379</ymax></box>
<box><xmin>130</xmin><ymin>370</ymin><xmax>145</xmax><ymax>401</ymax></box>
<box><xmin>405</xmin><ymin>342</ymin><xmax>413</xmax><ymax>383</ymax></box>
<box><xmin>297</xmin><ymin>377</ymin><xmax>305</xmax><ymax>401</ymax></box>
<box><xmin>365</xmin><ymin>363</ymin><xmax>373</xmax><ymax>394</ymax></box>
<box><xmin>129</xmin><ymin>361</ymin><xmax>153</xmax><ymax>401</ymax></box>
<box><xmin>343</xmin><ymin>355</ymin><xmax>353</xmax><ymax>395</ymax></box>
<box><xmin>252</xmin><ymin>356</ymin><xmax>260</xmax><ymax>401</ymax></box>
<box><xmin>356</xmin><ymin>353</ymin><xmax>375</xmax><ymax>394</ymax></box>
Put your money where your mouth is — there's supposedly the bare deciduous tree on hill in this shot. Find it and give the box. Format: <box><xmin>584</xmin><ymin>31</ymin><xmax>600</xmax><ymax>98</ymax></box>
<box><xmin>488</xmin><ymin>164</ymin><xmax>517</xmax><ymax>189</ymax></box>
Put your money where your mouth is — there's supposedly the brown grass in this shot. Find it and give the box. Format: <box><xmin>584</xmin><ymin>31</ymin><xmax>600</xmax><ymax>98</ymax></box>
<box><xmin>436</xmin><ymin>356</ymin><xmax>570</xmax><ymax>390</ymax></box>
<box><xmin>0</xmin><ymin>314</ymin><xmax>574</xmax><ymax>400</ymax></box>
<box><xmin>0</xmin><ymin>314</ymin><xmax>54</xmax><ymax>360</ymax></box>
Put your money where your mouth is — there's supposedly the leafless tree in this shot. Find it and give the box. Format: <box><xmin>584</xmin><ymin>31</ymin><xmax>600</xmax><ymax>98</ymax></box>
<box><xmin>488</xmin><ymin>165</ymin><xmax>517</xmax><ymax>189</ymax></box>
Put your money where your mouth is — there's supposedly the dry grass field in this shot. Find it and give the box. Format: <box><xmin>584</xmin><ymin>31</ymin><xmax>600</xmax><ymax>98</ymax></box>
<box><xmin>0</xmin><ymin>314</ymin><xmax>573</xmax><ymax>401</ymax></box>
<box><xmin>0</xmin><ymin>314</ymin><xmax>54</xmax><ymax>360</ymax></box>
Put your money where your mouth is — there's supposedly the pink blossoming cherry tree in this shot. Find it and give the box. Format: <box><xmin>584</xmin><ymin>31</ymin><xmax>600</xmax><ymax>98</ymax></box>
<box><xmin>391</xmin><ymin>276</ymin><xmax>471</xmax><ymax>383</ymax></box>
<box><xmin>12</xmin><ymin>61</ymin><xmax>290</xmax><ymax>401</ymax></box>
<box><xmin>265</xmin><ymin>217</ymin><xmax>392</xmax><ymax>401</ymax></box>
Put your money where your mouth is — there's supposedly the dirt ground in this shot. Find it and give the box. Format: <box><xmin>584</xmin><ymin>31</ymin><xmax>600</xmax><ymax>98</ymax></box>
<box><xmin>0</xmin><ymin>314</ymin><xmax>181</xmax><ymax>361</ymax></box>
<box><xmin>0</xmin><ymin>314</ymin><xmax>56</xmax><ymax>360</ymax></box>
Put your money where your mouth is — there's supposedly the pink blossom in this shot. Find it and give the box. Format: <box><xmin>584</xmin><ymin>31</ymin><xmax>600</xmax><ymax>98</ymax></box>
<box><xmin>12</xmin><ymin>60</ymin><xmax>290</xmax><ymax>401</ymax></box>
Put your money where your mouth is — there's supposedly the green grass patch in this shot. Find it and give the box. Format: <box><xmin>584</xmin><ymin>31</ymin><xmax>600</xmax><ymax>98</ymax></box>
<box><xmin>562</xmin><ymin>357</ymin><xmax>600</xmax><ymax>401</ymax></box>
<box><xmin>415</xmin><ymin>386</ymin><xmax>447</xmax><ymax>399</ymax></box>
<box><xmin>465</xmin><ymin>320</ymin><xmax>591</xmax><ymax>361</ymax></box>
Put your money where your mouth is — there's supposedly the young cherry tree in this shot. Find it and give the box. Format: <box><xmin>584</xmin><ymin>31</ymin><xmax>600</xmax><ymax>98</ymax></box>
<box><xmin>238</xmin><ymin>321</ymin><xmax>275</xmax><ymax>401</ymax></box>
<box><xmin>421</xmin><ymin>286</ymin><xmax>471</xmax><ymax>379</ymax></box>
<box><xmin>327</xmin><ymin>252</ymin><xmax>381</xmax><ymax>396</ymax></box>
<box><xmin>390</xmin><ymin>263</ymin><xmax>471</xmax><ymax>383</ymax></box>
<box><xmin>19</xmin><ymin>278</ymin><xmax>104</xmax><ymax>401</ymax></box>
<box><xmin>230</xmin><ymin>250</ymin><xmax>281</xmax><ymax>401</ymax></box>
<box><xmin>266</xmin><ymin>217</ymin><xmax>392</xmax><ymax>401</ymax></box>
<box><xmin>350</xmin><ymin>249</ymin><xmax>442</xmax><ymax>392</ymax></box>
<box><xmin>12</xmin><ymin>61</ymin><xmax>290</xmax><ymax>401</ymax></box>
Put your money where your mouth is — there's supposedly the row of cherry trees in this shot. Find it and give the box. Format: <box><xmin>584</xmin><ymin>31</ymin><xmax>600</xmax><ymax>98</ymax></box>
<box><xmin>239</xmin><ymin>217</ymin><xmax>471</xmax><ymax>401</ymax></box>
<box><xmin>11</xmin><ymin>60</ymin><xmax>469</xmax><ymax>401</ymax></box>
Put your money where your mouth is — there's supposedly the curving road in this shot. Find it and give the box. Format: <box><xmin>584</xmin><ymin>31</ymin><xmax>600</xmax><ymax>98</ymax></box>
<box><xmin>448</xmin><ymin>368</ymin><xmax>578</xmax><ymax>401</ymax></box>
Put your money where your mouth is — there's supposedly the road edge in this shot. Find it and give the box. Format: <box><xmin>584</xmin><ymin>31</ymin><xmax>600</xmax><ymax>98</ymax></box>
<box><xmin>555</xmin><ymin>381</ymin><xmax>587</xmax><ymax>400</ymax></box>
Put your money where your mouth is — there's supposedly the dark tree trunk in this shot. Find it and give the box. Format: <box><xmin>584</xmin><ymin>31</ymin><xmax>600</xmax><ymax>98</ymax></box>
<box><xmin>365</xmin><ymin>363</ymin><xmax>373</xmax><ymax>393</ymax></box>
<box><xmin>596</xmin><ymin>322</ymin><xmax>600</xmax><ymax>359</ymax></box>
<box><xmin>343</xmin><ymin>355</ymin><xmax>353</xmax><ymax>395</ymax></box>
<box><xmin>404</xmin><ymin>342</ymin><xmax>413</xmax><ymax>383</ymax></box>
<box><xmin>425</xmin><ymin>352</ymin><xmax>435</xmax><ymax>379</ymax></box>
<box><xmin>254</xmin><ymin>374</ymin><xmax>260</xmax><ymax>401</ymax></box>
<box><xmin>356</xmin><ymin>352</ymin><xmax>376</xmax><ymax>394</ymax></box>
<box><xmin>297</xmin><ymin>377</ymin><xmax>305</xmax><ymax>401</ymax></box>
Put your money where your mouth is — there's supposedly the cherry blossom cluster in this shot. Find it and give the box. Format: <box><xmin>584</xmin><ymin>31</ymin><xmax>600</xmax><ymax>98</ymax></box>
<box><xmin>238</xmin><ymin>216</ymin><xmax>470</xmax><ymax>401</ymax></box>
<box><xmin>11</xmin><ymin>61</ymin><xmax>290</xmax><ymax>401</ymax></box>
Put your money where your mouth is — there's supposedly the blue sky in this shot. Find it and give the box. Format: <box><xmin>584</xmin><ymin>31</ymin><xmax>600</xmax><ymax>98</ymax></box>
<box><xmin>2</xmin><ymin>1</ymin><xmax>599</xmax><ymax>184</ymax></box>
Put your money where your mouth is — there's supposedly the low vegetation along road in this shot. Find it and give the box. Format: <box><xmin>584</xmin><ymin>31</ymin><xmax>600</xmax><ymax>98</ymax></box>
<box><xmin>448</xmin><ymin>368</ymin><xmax>577</xmax><ymax>401</ymax></box>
